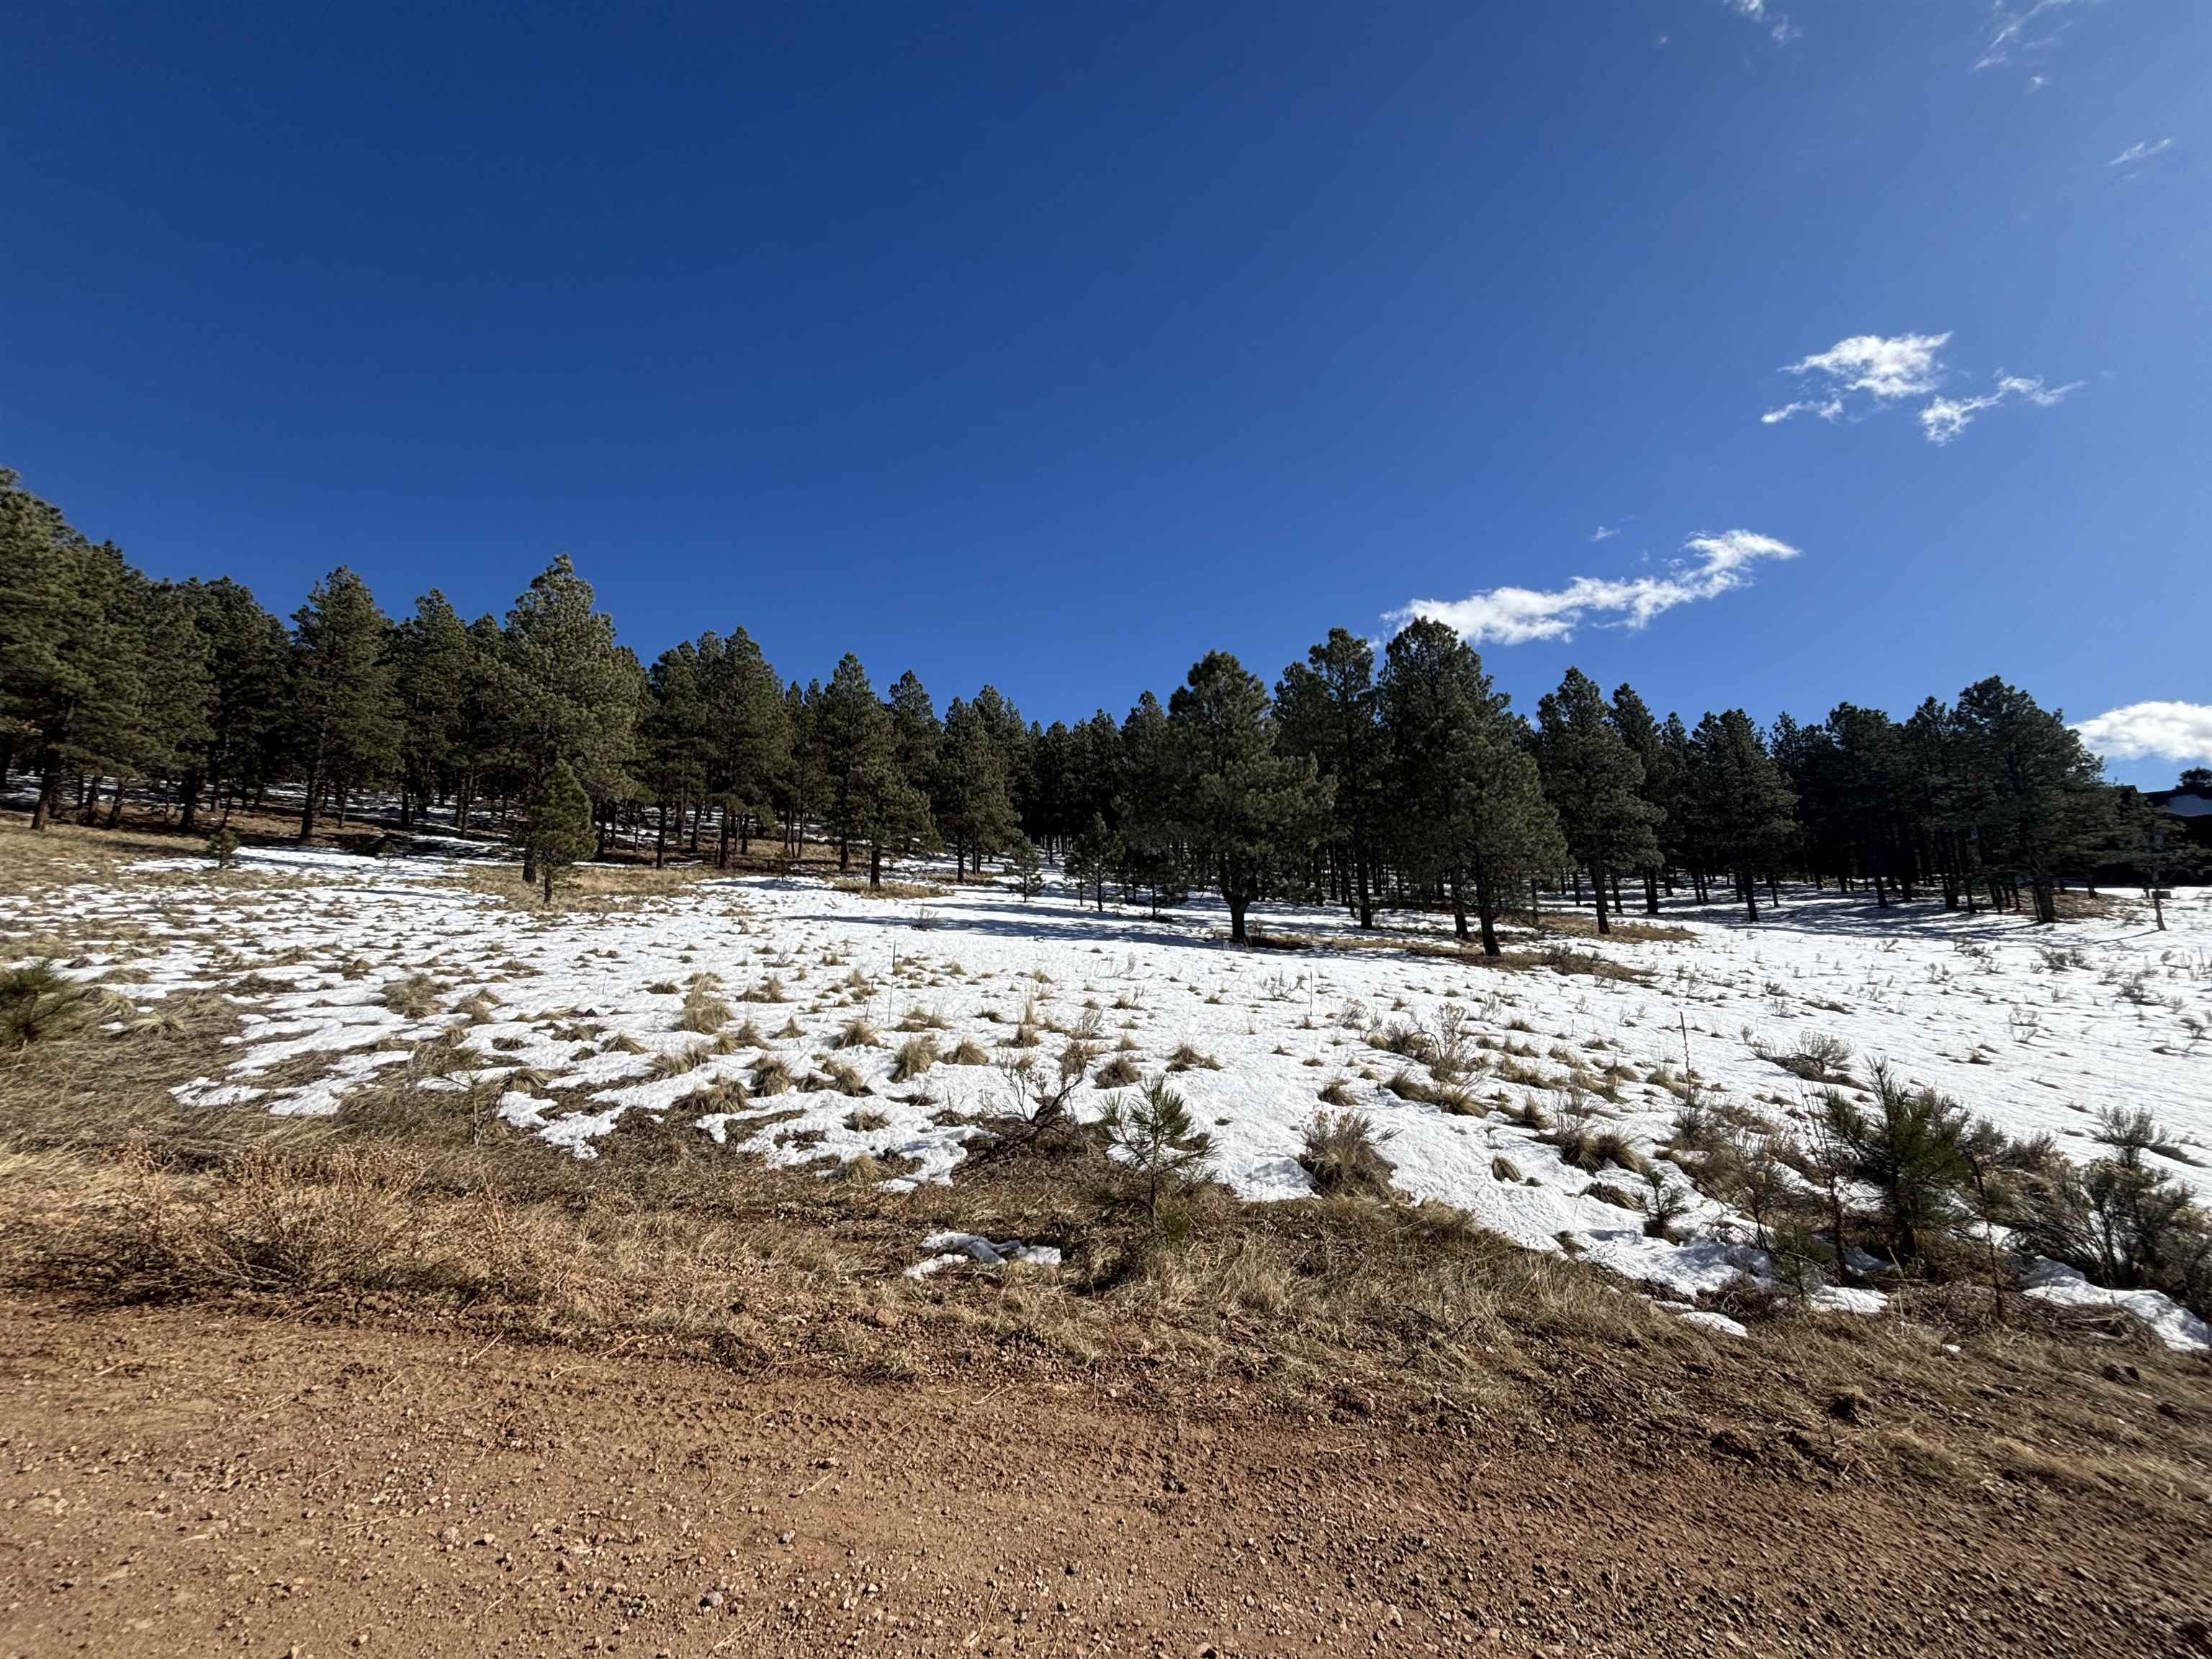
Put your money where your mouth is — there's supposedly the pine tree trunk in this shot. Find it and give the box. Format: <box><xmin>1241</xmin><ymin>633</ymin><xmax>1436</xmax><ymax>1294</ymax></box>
<box><xmin>1591</xmin><ymin>864</ymin><xmax>1610</xmax><ymax>935</ymax></box>
<box><xmin>1644</xmin><ymin>869</ymin><xmax>1659</xmax><ymax>915</ymax></box>
<box><xmin>1227</xmin><ymin>891</ymin><xmax>1248</xmax><ymax>944</ymax></box>
<box><xmin>1449</xmin><ymin>870</ymin><xmax>1470</xmax><ymax>941</ymax></box>
<box><xmin>1743</xmin><ymin>868</ymin><xmax>1760</xmax><ymax>922</ymax></box>
<box><xmin>655</xmin><ymin>803</ymin><xmax>667</xmax><ymax>869</ymax></box>
<box><xmin>2031</xmin><ymin>877</ymin><xmax>2056</xmax><ymax>925</ymax></box>
<box><xmin>298</xmin><ymin>760</ymin><xmax>320</xmax><ymax>842</ymax></box>
<box><xmin>31</xmin><ymin>761</ymin><xmax>57</xmax><ymax>832</ymax></box>
<box><xmin>179</xmin><ymin>768</ymin><xmax>202</xmax><ymax>832</ymax></box>
<box><xmin>104</xmin><ymin>775</ymin><xmax>125</xmax><ymax>829</ymax></box>
<box><xmin>868</xmin><ymin>842</ymin><xmax>884</xmax><ymax>887</ymax></box>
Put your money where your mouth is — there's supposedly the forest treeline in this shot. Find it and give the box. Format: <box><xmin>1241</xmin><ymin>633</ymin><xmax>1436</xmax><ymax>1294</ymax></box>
<box><xmin>0</xmin><ymin>467</ymin><xmax>2190</xmax><ymax>941</ymax></box>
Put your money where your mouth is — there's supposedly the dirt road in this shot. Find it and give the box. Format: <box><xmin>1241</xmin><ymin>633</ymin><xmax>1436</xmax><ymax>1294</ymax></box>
<box><xmin>3</xmin><ymin>1298</ymin><xmax>2206</xmax><ymax>1658</ymax></box>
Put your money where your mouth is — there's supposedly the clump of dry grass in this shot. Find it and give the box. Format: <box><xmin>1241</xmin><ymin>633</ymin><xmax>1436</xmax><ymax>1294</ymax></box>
<box><xmin>746</xmin><ymin>976</ymin><xmax>791</xmax><ymax>1004</ymax></box>
<box><xmin>1382</xmin><ymin>1068</ymin><xmax>1478</xmax><ymax>1115</ymax></box>
<box><xmin>891</xmin><ymin>1034</ymin><xmax>939</xmax><ymax>1082</ymax></box>
<box><xmin>381</xmin><ymin>973</ymin><xmax>442</xmax><ymax>1020</ymax></box>
<box><xmin>1166</xmin><ymin>1043</ymin><xmax>1222</xmax><ymax>1073</ymax></box>
<box><xmin>1094</xmin><ymin>1052</ymin><xmax>1141</xmax><ymax>1089</ymax></box>
<box><xmin>945</xmin><ymin>1038</ymin><xmax>990</xmax><ymax>1066</ymax></box>
<box><xmin>678</xmin><ymin>974</ymin><xmax>733</xmax><ymax>1033</ymax></box>
<box><xmin>1299</xmin><ymin>1111</ymin><xmax>1397</xmax><ymax>1199</ymax></box>
<box><xmin>844</xmin><ymin>1107</ymin><xmax>892</xmax><ymax>1133</ymax></box>
<box><xmin>835</xmin><ymin>1016</ymin><xmax>881</xmax><ymax>1050</ymax></box>
<box><xmin>805</xmin><ymin>1058</ymin><xmax>871</xmax><ymax>1097</ymax></box>
<box><xmin>748</xmin><ymin>1055</ymin><xmax>795</xmax><ymax>1095</ymax></box>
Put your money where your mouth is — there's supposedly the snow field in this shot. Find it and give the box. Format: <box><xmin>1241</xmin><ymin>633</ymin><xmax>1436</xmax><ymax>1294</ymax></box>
<box><xmin>7</xmin><ymin>843</ymin><xmax>2209</xmax><ymax>1344</ymax></box>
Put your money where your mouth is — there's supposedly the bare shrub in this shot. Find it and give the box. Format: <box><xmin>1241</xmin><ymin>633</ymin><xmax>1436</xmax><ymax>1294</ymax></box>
<box><xmin>381</xmin><ymin>973</ymin><xmax>442</xmax><ymax>1020</ymax></box>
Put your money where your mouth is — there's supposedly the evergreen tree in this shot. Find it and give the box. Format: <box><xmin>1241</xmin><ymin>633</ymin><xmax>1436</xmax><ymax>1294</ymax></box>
<box><xmin>1608</xmin><ymin>683</ymin><xmax>1673</xmax><ymax>914</ymax></box>
<box><xmin>936</xmin><ymin>696</ymin><xmax>1021</xmax><ymax>876</ymax></box>
<box><xmin>0</xmin><ymin>471</ymin><xmax>142</xmax><ymax>830</ymax></box>
<box><xmin>1116</xmin><ymin>691</ymin><xmax>1186</xmax><ymax>915</ymax></box>
<box><xmin>1956</xmin><ymin>677</ymin><xmax>2106</xmax><ymax>924</ymax></box>
<box><xmin>1100</xmin><ymin>1076</ymin><xmax>1213</xmax><ymax>1230</ymax></box>
<box><xmin>288</xmin><ymin>567</ymin><xmax>400</xmax><ymax>842</ymax></box>
<box><xmin>498</xmin><ymin>555</ymin><xmax>640</xmax><ymax>872</ymax></box>
<box><xmin>122</xmin><ymin>578</ymin><xmax>216</xmax><ymax>824</ymax></box>
<box><xmin>1686</xmin><ymin>709</ymin><xmax>1797</xmax><ymax>920</ymax></box>
<box><xmin>1007</xmin><ymin>836</ymin><xmax>1043</xmax><ymax>899</ymax></box>
<box><xmin>1068</xmin><ymin>811</ymin><xmax>1120</xmax><ymax>911</ymax></box>
<box><xmin>524</xmin><ymin>758</ymin><xmax>596</xmax><ymax>901</ymax></box>
<box><xmin>390</xmin><ymin>590</ymin><xmax>473</xmax><ymax>830</ymax></box>
<box><xmin>1165</xmin><ymin>652</ymin><xmax>1330</xmax><ymax>944</ymax></box>
<box><xmin>1380</xmin><ymin>619</ymin><xmax>1561</xmax><ymax>955</ymax></box>
<box><xmin>701</xmin><ymin>628</ymin><xmax>791</xmax><ymax>862</ymax></box>
<box><xmin>177</xmin><ymin>577</ymin><xmax>288</xmax><ymax>830</ymax></box>
<box><xmin>1277</xmin><ymin>627</ymin><xmax>1386</xmax><ymax>928</ymax></box>
<box><xmin>1533</xmin><ymin>667</ymin><xmax>1660</xmax><ymax>934</ymax></box>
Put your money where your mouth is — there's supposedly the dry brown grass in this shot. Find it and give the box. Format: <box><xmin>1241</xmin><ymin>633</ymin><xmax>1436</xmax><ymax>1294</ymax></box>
<box><xmin>830</xmin><ymin>877</ymin><xmax>950</xmax><ymax>901</ymax></box>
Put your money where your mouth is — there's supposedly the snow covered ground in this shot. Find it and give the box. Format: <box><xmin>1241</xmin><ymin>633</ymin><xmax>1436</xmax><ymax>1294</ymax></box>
<box><xmin>7</xmin><ymin>841</ymin><xmax>2209</xmax><ymax>1341</ymax></box>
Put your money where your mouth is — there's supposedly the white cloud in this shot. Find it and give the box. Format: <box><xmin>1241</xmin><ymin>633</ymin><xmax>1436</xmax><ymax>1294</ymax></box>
<box><xmin>2074</xmin><ymin>702</ymin><xmax>2212</xmax><ymax>765</ymax></box>
<box><xmin>2109</xmin><ymin>138</ymin><xmax>2175</xmax><ymax>168</ymax></box>
<box><xmin>1917</xmin><ymin>372</ymin><xmax>2082</xmax><ymax>444</ymax></box>
<box><xmin>1781</xmin><ymin>332</ymin><xmax>1951</xmax><ymax>402</ymax></box>
<box><xmin>1590</xmin><ymin>524</ymin><xmax>1620</xmax><ymax>542</ymax></box>
<box><xmin>1389</xmin><ymin>530</ymin><xmax>1800</xmax><ymax>647</ymax></box>
<box><xmin>1761</xmin><ymin>397</ymin><xmax>1844</xmax><ymax>426</ymax></box>
<box><xmin>1720</xmin><ymin>0</ymin><xmax>1797</xmax><ymax>46</ymax></box>
<box><xmin>1764</xmin><ymin>332</ymin><xmax>2080</xmax><ymax>443</ymax></box>
<box><xmin>1974</xmin><ymin>0</ymin><xmax>2080</xmax><ymax>71</ymax></box>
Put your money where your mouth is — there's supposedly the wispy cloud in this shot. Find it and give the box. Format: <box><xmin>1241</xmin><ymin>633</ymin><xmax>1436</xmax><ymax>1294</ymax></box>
<box><xmin>1974</xmin><ymin>0</ymin><xmax>2082</xmax><ymax>72</ymax></box>
<box><xmin>2074</xmin><ymin>701</ymin><xmax>2212</xmax><ymax>765</ymax></box>
<box><xmin>1918</xmin><ymin>373</ymin><xmax>2082</xmax><ymax>444</ymax></box>
<box><xmin>2109</xmin><ymin>137</ymin><xmax>2175</xmax><ymax>168</ymax></box>
<box><xmin>1590</xmin><ymin>523</ymin><xmax>1621</xmax><ymax>542</ymax></box>
<box><xmin>1779</xmin><ymin>332</ymin><xmax>1951</xmax><ymax>403</ymax></box>
<box><xmin>1388</xmin><ymin>530</ymin><xmax>1800</xmax><ymax>647</ymax></box>
<box><xmin>1763</xmin><ymin>332</ymin><xmax>2079</xmax><ymax>444</ymax></box>
<box><xmin>1719</xmin><ymin>0</ymin><xmax>1799</xmax><ymax>46</ymax></box>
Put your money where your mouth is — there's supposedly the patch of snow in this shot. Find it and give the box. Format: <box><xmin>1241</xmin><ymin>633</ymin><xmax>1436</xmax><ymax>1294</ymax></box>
<box><xmin>2020</xmin><ymin>1257</ymin><xmax>2211</xmax><ymax>1352</ymax></box>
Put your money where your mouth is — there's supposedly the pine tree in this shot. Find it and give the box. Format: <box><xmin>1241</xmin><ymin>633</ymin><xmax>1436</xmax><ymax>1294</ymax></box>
<box><xmin>525</xmin><ymin>758</ymin><xmax>596</xmax><ymax>901</ymax></box>
<box><xmin>1608</xmin><ymin>683</ymin><xmax>1673</xmax><ymax>914</ymax></box>
<box><xmin>1957</xmin><ymin>677</ymin><xmax>2107</xmax><ymax>923</ymax></box>
<box><xmin>120</xmin><ymin>577</ymin><xmax>215</xmax><ymax>825</ymax></box>
<box><xmin>1533</xmin><ymin>667</ymin><xmax>1660</xmax><ymax>934</ymax></box>
<box><xmin>699</xmin><ymin>628</ymin><xmax>791</xmax><ymax>863</ymax></box>
<box><xmin>391</xmin><ymin>590</ymin><xmax>473</xmax><ymax>830</ymax></box>
<box><xmin>1165</xmin><ymin>652</ymin><xmax>1330</xmax><ymax>944</ymax></box>
<box><xmin>289</xmin><ymin>567</ymin><xmax>400</xmax><ymax>842</ymax></box>
<box><xmin>1277</xmin><ymin>627</ymin><xmax>1386</xmax><ymax>928</ymax></box>
<box><xmin>1380</xmin><ymin>620</ymin><xmax>1561</xmax><ymax>955</ymax></box>
<box><xmin>0</xmin><ymin>472</ymin><xmax>142</xmax><ymax>830</ymax></box>
<box><xmin>1007</xmin><ymin>836</ymin><xmax>1043</xmax><ymax>899</ymax></box>
<box><xmin>1068</xmin><ymin>811</ymin><xmax>1120</xmax><ymax>911</ymax></box>
<box><xmin>176</xmin><ymin>577</ymin><xmax>288</xmax><ymax>830</ymax></box>
<box><xmin>936</xmin><ymin>696</ymin><xmax>1021</xmax><ymax>877</ymax></box>
<box><xmin>1686</xmin><ymin>709</ymin><xmax>1797</xmax><ymax>920</ymax></box>
<box><xmin>1116</xmin><ymin>691</ymin><xmax>1186</xmax><ymax>915</ymax></box>
<box><xmin>498</xmin><ymin>555</ymin><xmax>640</xmax><ymax>873</ymax></box>
<box><xmin>1100</xmin><ymin>1076</ymin><xmax>1213</xmax><ymax>1231</ymax></box>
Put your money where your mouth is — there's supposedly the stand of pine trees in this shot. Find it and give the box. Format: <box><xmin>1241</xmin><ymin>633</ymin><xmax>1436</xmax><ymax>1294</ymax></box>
<box><xmin>0</xmin><ymin>466</ymin><xmax>2162</xmax><ymax>927</ymax></box>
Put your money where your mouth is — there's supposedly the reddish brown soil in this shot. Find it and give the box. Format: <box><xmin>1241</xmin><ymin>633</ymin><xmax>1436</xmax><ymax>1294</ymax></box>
<box><xmin>3</xmin><ymin>1298</ymin><xmax>2207</xmax><ymax>1658</ymax></box>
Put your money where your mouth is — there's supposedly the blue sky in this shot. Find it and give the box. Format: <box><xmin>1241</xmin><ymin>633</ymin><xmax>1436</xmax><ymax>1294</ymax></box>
<box><xmin>3</xmin><ymin>1</ymin><xmax>2204</xmax><ymax>783</ymax></box>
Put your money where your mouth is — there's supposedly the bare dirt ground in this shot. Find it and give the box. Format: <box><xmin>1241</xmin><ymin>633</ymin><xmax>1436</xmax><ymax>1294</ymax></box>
<box><xmin>4</xmin><ymin>1295</ymin><xmax>2208</xmax><ymax>1659</ymax></box>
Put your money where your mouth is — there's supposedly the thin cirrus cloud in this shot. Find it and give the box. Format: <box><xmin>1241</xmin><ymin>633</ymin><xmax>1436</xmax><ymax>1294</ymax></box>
<box><xmin>1974</xmin><ymin>0</ymin><xmax>2082</xmax><ymax>72</ymax></box>
<box><xmin>1919</xmin><ymin>374</ymin><xmax>2082</xmax><ymax>444</ymax></box>
<box><xmin>2109</xmin><ymin>138</ymin><xmax>2175</xmax><ymax>168</ymax></box>
<box><xmin>1762</xmin><ymin>331</ymin><xmax>2080</xmax><ymax>444</ymax></box>
<box><xmin>2073</xmin><ymin>702</ymin><xmax>2212</xmax><ymax>766</ymax></box>
<box><xmin>1388</xmin><ymin>530</ymin><xmax>1800</xmax><ymax>647</ymax></box>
